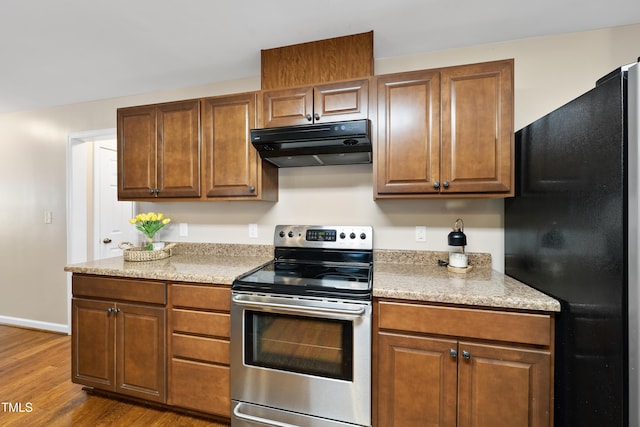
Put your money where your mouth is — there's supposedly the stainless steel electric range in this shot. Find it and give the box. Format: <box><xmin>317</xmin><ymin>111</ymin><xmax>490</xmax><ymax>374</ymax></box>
<box><xmin>230</xmin><ymin>225</ymin><xmax>373</xmax><ymax>427</ymax></box>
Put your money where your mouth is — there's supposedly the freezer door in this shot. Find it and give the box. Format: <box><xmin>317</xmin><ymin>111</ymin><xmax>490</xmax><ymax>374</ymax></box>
<box><xmin>505</xmin><ymin>67</ymin><xmax>627</xmax><ymax>427</ymax></box>
<box><xmin>627</xmin><ymin>61</ymin><xmax>639</xmax><ymax>427</ymax></box>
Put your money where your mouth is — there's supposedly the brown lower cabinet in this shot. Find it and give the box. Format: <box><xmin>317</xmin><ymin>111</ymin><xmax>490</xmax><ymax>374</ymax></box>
<box><xmin>167</xmin><ymin>283</ymin><xmax>231</xmax><ymax>417</ymax></box>
<box><xmin>72</xmin><ymin>274</ymin><xmax>553</xmax><ymax>425</ymax></box>
<box><xmin>375</xmin><ymin>299</ymin><xmax>554</xmax><ymax>427</ymax></box>
<box><xmin>71</xmin><ymin>275</ymin><xmax>167</xmax><ymax>403</ymax></box>
<box><xmin>71</xmin><ymin>275</ymin><xmax>231</xmax><ymax>418</ymax></box>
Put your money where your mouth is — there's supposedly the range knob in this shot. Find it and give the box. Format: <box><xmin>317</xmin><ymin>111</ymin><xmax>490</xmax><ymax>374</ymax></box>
<box><xmin>339</xmin><ymin>232</ymin><xmax>346</xmax><ymax>239</ymax></box>
<box><xmin>288</xmin><ymin>231</ymin><xmax>294</xmax><ymax>238</ymax></box>
<box><xmin>360</xmin><ymin>233</ymin><xmax>367</xmax><ymax>240</ymax></box>
<box><xmin>279</xmin><ymin>231</ymin><xmax>285</xmax><ymax>238</ymax></box>
<box><xmin>350</xmin><ymin>232</ymin><xmax>356</xmax><ymax>239</ymax></box>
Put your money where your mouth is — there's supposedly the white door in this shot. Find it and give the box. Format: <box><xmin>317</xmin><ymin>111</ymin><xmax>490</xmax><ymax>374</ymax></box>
<box><xmin>94</xmin><ymin>140</ymin><xmax>134</xmax><ymax>260</ymax></box>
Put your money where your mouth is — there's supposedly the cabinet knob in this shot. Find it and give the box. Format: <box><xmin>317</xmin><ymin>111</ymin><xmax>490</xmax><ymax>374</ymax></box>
<box><xmin>433</xmin><ymin>181</ymin><xmax>440</xmax><ymax>189</ymax></box>
<box><xmin>148</xmin><ymin>189</ymin><xmax>155</xmax><ymax>194</ymax></box>
<box><xmin>462</xmin><ymin>350</ymin><xmax>471</xmax><ymax>360</ymax></box>
<box><xmin>102</xmin><ymin>238</ymin><xmax>112</xmax><ymax>244</ymax></box>
<box><xmin>306</xmin><ymin>114</ymin><xmax>312</xmax><ymax>122</ymax></box>
<box><xmin>106</xmin><ymin>307</ymin><xmax>114</xmax><ymax>313</ymax></box>
<box><xmin>443</xmin><ymin>181</ymin><xmax>450</xmax><ymax>188</ymax></box>
<box><xmin>450</xmin><ymin>348</ymin><xmax>458</xmax><ymax>358</ymax></box>
<box><xmin>314</xmin><ymin>113</ymin><xmax>320</xmax><ymax>121</ymax></box>
<box><xmin>154</xmin><ymin>188</ymin><xmax>160</xmax><ymax>194</ymax></box>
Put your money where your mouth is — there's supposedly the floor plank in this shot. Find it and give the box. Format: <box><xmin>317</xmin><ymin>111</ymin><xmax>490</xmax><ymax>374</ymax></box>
<box><xmin>0</xmin><ymin>325</ymin><xmax>228</xmax><ymax>426</ymax></box>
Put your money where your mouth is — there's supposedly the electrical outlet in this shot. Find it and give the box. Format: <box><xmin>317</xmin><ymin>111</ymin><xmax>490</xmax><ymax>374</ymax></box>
<box><xmin>249</xmin><ymin>224</ymin><xmax>258</xmax><ymax>238</ymax></box>
<box><xmin>179</xmin><ymin>223</ymin><xmax>189</xmax><ymax>237</ymax></box>
<box><xmin>415</xmin><ymin>226</ymin><xmax>427</xmax><ymax>242</ymax></box>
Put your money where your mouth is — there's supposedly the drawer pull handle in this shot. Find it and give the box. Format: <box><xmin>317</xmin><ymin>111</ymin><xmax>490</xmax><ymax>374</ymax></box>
<box><xmin>233</xmin><ymin>403</ymin><xmax>299</xmax><ymax>427</ymax></box>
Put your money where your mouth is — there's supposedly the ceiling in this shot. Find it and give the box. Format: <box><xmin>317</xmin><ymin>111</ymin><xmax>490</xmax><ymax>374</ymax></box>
<box><xmin>1</xmin><ymin>0</ymin><xmax>639</xmax><ymax>114</ymax></box>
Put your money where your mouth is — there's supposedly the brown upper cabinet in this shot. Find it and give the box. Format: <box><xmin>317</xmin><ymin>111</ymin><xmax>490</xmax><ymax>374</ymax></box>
<box><xmin>201</xmin><ymin>93</ymin><xmax>278</xmax><ymax>200</ymax></box>
<box><xmin>261</xmin><ymin>31</ymin><xmax>374</xmax><ymax>90</ymax></box>
<box><xmin>375</xmin><ymin>59</ymin><xmax>514</xmax><ymax>198</ymax></box>
<box><xmin>261</xmin><ymin>79</ymin><xmax>370</xmax><ymax>128</ymax></box>
<box><xmin>118</xmin><ymin>100</ymin><xmax>201</xmax><ymax>199</ymax></box>
<box><xmin>117</xmin><ymin>94</ymin><xmax>277</xmax><ymax>202</ymax></box>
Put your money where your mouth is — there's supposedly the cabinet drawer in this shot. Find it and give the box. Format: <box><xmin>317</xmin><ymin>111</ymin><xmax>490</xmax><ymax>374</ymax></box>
<box><xmin>172</xmin><ymin>333</ymin><xmax>229</xmax><ymax>365</ymax></box>
<box><xmin>171</xmin><ymin>309</ymin><xmax>230</xmax><ymax>338</ymax></box>
<box><xmin>72</xmin><ymin>274</ymin><xmax>166</xmax><ymax>304</ymax></box>
<box><xmin>170</xmin><ymin>359</ymin><xmax>229</xmax><ymax>417</ymax></box>
<box><xmin>171</xmin><ymin>284</ymin><xmax>229</xmax><ymax>311</ymax></box>
<box><xmin>377</xmin><ymin>301</ymin><xmax>551</xmax><ymax>346</ymax></box>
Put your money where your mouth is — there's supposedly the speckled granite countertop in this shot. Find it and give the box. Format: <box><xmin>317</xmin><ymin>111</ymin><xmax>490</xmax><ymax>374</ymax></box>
<box><xmin>64</xmin><ymin>243</ymin><xmax>273</xmax><ymax>285</ymax></box>
<box><xmin>374</xmin><ymin>250</ymin><xmax>560</xmax><ymax>312</ymax></box>
<box><xmin>64</xmin><ymin>244</ymin><xmax>560</xmax><ymax>312</ymax></box>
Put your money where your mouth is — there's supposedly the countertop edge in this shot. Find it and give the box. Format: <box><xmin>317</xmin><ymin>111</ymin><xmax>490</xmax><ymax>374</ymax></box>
<box><xmin>65</xmin><ymin>245</ymin><xmax>560</xmax><ymax>312</ymax></box>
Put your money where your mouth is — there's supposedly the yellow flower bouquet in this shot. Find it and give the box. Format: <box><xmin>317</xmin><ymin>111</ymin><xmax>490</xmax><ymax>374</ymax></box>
<box><xmin>129</xmin><ymin>212</ymin><xmax>171</xmax><ymax>250</ymax></box>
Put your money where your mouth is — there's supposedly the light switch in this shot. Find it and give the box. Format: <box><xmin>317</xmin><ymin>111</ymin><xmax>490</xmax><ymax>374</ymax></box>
<box><xmin>249</xmin><ymin>224</ymin><xmax>258</xmax><ymax>238</ymax></box>
<box><xmin>179</xmin><ymin>223</ymin><xmax>188</xmax><ymax>237</ymax></box>
<box><xmin>44</xmin><ymin>211</ymin><xmax>53</xmax><ymax>224</ymax></box>
<box><xmin>415</xmin><ymin>226</ymin><xmax>427</xmax><ymax>242</ymax></box>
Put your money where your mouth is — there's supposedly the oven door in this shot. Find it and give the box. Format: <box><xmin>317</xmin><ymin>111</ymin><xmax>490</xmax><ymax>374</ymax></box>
<box><xmin>230</xmin><ymin>291</ymin><xmax>371</xmax><ymax>427</ymax></box>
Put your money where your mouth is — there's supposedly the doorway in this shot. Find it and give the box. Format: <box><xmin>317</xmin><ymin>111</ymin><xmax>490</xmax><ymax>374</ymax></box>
<box><xmin>93</xmin><ymin>139</ymin><xmax>135</xmax><ymax>259</ymax></box>
<box><xmin>66</xmin><ymin>129</ymin><xmax>134</xmax><ymax>331</ymax></box>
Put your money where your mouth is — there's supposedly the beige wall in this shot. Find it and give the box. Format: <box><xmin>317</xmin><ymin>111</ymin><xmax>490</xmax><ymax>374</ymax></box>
<box><xmin>1</xmin><ymin>23</ymin><xmax>638</xmax><ymax>330</ymax></box>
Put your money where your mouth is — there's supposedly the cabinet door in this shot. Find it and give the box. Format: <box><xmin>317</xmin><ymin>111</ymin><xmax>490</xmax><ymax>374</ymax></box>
<box><xmin>375</xmin><ymin>70</ymin><xmax>441</xmax><ymax>196</ymax></box>
<box><xmin>116</xmin><ymin>303</ymin><xmax>166</xmax><ymax>403</ymax></box>
<box><xmin>117</xmin><ymin>105</ymin><xmax>157</xmax><ymax>199</ymax></box>
<box><xmin>313</xmin><ymin>79</ymin><xmax>369</xmax><ymax>123</ymax></box>
<box><xmin>378</xmin><ymin>332</ymin><xmax>457</xmax><ymax>427</ymax></box>
<box><xmin>71</xmin><ymin>298</ymin><xmax>115</xmax><ymax>391</ymax></box>
<box><xmin>156</xmin><ymin>100</ymin><xmax>201</xmax><ymax>197</ymax></box>
<box><xmin>440</xmin><ymin>60</ymin><xmax>514</xmax><ymax>195</ymax></box>
<box><xmin>457</xmin><ymin>341</ymin><xmax>551</xmax><ymax>427</ymax></box>
<box><xmin>202</xmin><ymin>93</ymin><xmax>260</xmax><ymax>198</ymax></box>
<box><xmin>262</xmin><ymin>86</ymin><xmax>314</xmax><ymax>127</ymax></box>
<box><xmin>262</xmin><ymin>79</ymin><xmax>369</xmax><ymax>127</ymax></box>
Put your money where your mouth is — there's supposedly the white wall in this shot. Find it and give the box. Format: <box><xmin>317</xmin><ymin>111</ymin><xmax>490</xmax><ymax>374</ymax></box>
<box><xmin>1</xmin><ymin>23</ymin><xmax>638</xmax><ymax>330</ymax></box>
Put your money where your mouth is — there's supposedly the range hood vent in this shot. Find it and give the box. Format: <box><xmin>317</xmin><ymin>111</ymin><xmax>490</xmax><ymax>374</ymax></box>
<box><xmin>250</xmin><ymin>119</ymin><xmax>372</xmax><ymax>168</ymax></box>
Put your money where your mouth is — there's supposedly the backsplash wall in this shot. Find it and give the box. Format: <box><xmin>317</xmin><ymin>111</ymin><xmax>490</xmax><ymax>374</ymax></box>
<box><xmin>140</xmin><ymin>164</ymin><xmax>505</xmax><ymax>271</ymax></box>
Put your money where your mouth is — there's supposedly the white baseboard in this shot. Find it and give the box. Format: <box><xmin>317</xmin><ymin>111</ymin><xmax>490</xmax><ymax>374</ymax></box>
<box><xmin>0</xmin><ymin>315</ymin><xmax>69</xmax><ymax>334</ymax></box>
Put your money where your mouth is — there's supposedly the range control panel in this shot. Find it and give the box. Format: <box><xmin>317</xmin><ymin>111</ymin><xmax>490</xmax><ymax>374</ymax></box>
<box><xmin>274</xmin><ymin>225</ymin><xmax>373</xmax><ymax>250</ymax></box>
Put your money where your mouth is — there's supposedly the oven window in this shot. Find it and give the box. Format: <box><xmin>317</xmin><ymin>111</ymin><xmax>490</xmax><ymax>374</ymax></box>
<box><xmin>244</xmin><ymin>310</ymin><xmax>353</xmax><ymax>381</ymax></box>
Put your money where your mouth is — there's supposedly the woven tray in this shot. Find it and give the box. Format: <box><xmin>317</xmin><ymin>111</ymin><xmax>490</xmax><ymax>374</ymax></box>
<box><xmin>119</xmin><ymin>242</ymin><xmax>176</xmax><ymax>262</ymax></box>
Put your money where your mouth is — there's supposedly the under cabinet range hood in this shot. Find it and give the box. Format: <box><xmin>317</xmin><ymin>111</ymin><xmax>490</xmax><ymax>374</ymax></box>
<box><xmin>250</xmin><ymin>119</ymin><xmax>372</xmax><ymax>167</ymax></box>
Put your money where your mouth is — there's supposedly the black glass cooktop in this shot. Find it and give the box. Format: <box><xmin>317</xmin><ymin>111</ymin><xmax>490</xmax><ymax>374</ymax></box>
<box><xmin>233</xmin><ymin>260</ymin><xmax>372</xmax><ymax>300</ymax></box>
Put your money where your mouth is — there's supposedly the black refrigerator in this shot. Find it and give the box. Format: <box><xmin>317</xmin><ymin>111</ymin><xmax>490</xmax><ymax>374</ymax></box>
<box><xmin>505</xmin><ymin>61</ymin><xmax>639</xmax><ymax>427</ymax></box>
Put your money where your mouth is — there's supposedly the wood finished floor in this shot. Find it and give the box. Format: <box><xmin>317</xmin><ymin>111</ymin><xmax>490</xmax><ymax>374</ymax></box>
<box><xmin>0</xmin><ymin>325</ymin><xmax>228</xmax><ymax>426</ymax></box>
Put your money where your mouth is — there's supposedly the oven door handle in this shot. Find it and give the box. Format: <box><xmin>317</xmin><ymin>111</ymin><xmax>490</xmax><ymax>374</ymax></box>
<box><xmin>232</xmin><ymin>295</ymin><xmax>366</xmax><ymax>319</ymax></box>
<box><xmin>233</xmin><ymin>403</ymin><xmax>299</xmax><ymax>427</ymax></box>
